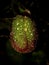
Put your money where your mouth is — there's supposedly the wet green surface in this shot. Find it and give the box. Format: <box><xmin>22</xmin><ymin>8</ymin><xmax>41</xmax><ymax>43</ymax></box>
<box><xmin>12</xmin><ymin>15</ymin><xmax>35</xmax><ymax>49</ymax></box>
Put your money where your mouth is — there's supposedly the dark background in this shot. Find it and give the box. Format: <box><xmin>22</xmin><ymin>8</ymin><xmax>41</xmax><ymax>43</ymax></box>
<box><xmin>0</xmin><ymin>0</ymin><xmax>49</xmax><ymax>65</ymax></box>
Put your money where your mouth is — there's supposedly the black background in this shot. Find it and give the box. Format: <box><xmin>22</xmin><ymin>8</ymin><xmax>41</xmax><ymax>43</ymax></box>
<box><xmin>0</xmin><ymin>0</ymin><xmax>49</xmax><ymax>65</ymax></box>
